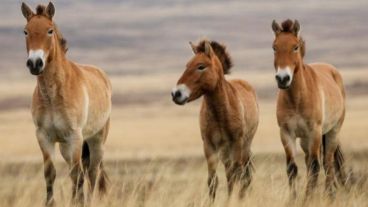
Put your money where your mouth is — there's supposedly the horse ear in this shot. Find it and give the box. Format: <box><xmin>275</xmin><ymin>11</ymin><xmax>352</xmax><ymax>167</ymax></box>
<box><xmin>21</xmin><ymin>2</ymin><xmax>34</xmax><ymax>21</ymax></box>
<box><xmin>204</xmin><ymin>41</ymin><xmax>213</xmax><ymax>57</ymax></box>
<box><xmin>272</xmin><ymin>20</ymin><xmax>282</xmax><ymax>35</ymax></box>
<box><xmin>189</xmin><ymin>41</ymin><xmax>197</xmax><ymax>54</ymax></box>
<box><xmin>45</xmin><ymin>2</ymin><xmax>55</xmax><ymax>19</ymax></box>
<box><xmin>293</xmin><ymin>20</ymin><xmax>301</xmax><ymax>36</ymax></box>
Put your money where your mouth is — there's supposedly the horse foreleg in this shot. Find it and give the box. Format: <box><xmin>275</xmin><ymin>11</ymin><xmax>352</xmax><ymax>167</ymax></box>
<box><xmin>280</xmin><ymin>129</ymin><xmax>298</xmax><ymax>198</ymax></box>
<box><xmin>37</xmin><ymin>129</ymin><xmax>56</xmax><ymax>207</ymax></box>
<box><xmin>67</xmin><ymin>132</ymin><xmax>84</xmax><ymax>205</ymax></box>
<box><xmin>306</xmin><ymin>128</ymin><xmax>322</xmax><ymax>197</ymax></box>
<box><xmin>203</xmin><ymin>140</ymin><xmax>219</xmax><ymax>201</ymax></box>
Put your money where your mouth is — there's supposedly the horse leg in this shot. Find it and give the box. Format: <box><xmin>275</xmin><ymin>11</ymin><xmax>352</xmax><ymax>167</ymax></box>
<box><xmin>203</xmin><ymin>140</ymin><xmax>219</xmax><ymax>201</ymax></box>
<box><xmin>37</xmin><ymin>129</ymin><xmax>56</xmax><ymax>207</ymax></box>
<box><xmin>60</xmin><ymin>131</ymin><xmax>84</xmax><ymax>205</ymax></box>
<box><xmin>97</xmin><ymin>119</ymin><xmax>110</xmax><ymax>195</ymax></box>
<box><xmin>305</xmin><ymin>127</ymin><xmax>322</xmax><ymax>197</ymax></box>
<box><xmin>323</xmin><ymin>129</ymin><xmax>341</xmax><ymax>198</ymax></box>
<box><xmin>239</xmin><ymin>139</ymin><xmax>253</xmax><ymax>199</ymax></box>
<box><xmin>86</xmin><ymin>135</ymin><xmax>107</xmax><ymax>196</ymax></box>
<box><xmin>225</xmin><ymin>139</ymin><xmax>244</xmax><ymax>197</ymax></box>
<box><xmin>300</xmin><ymin>138</ymin><xmax>310</xmax><ymax>170</ymax></box>
<box><xmin>280</xmin><ymin>128</ymin><xmax>298</xmax><ymax>198</ymax></box>
<box><xmin>327</xmin><ymin>124</ymin><xmax>348</xmax><ymax>187</ymax></box>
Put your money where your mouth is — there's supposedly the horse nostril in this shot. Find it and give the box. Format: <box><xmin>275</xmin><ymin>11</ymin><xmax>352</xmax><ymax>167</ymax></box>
<box><xmin>26</xmin><ymin>59</ymin><xmax>33</xmax><ymax>69</ymax></box>
<box><xmin>174</xmin><ymin>90</ymin><xmax>182</xmax><ymax>98</ymax></box>
<box><xmin>275</xmin><ymin>75</ymin><xmax>282</xmax><ymax>82</ymax></box>
<box><xmin>284</xmin><ymin>76</ymin><xmax>290</xmax><ymax>82</ymax></box>
<box><xmin>35</xmin><ymin>58</ymin><xmax>43</xmax><ymax>69</ymax></box>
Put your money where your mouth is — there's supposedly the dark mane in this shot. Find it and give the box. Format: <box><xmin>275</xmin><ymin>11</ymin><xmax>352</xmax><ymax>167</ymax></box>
<box><xmin>54</xmin><ymin>24</ymin><xmax>68</xmax><ymax>53</ymax></box>
<box><xmin>36</xmin><ymin>5</ymin><xmax>46</xmax><ymax>15</ymax></box>
<box><xmin>281</xmin><ymin>19</ymin><xmax>294</xmax><ymax>33</ymax></box>
<box><xmin>281</xmin><ymin>19</ymin><xmax>306</xmax><ymax>58</ymax></box>
<box><xmin>299</xmin><ymin>37</ymin><xmax>305</xmax><ymax>58</ymax></box>
<box><xmin>196</xmin><ymin>40</ymin><xmax>233</xmax><ymax>74</ymax></box>
<box><xmin>36</xmin><ymin>4</ymin><xmax>68</xmax><ymax>53</ymax></box>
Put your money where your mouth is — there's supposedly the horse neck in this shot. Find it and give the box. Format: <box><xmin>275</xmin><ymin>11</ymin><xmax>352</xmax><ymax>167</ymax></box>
<box><xmin>204</xmin><ymin>75</ymin><xmax>236</xmax><ymax>121</ymax></box>
<box><xmin>283</xmin><ymin>63</ymin><xmax>309</xmax><ymax>106</ymax></box>
<box><xmin>37</xmin><ymin>38</ymin><xmax>70</xmax><ymax>103</ymax></box>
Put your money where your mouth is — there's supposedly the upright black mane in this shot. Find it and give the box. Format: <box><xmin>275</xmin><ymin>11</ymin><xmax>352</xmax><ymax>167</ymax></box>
<box><xmin>196</xmin><ymin>40</ymin><xmax>233</xmax><ymax>74</ymax></box>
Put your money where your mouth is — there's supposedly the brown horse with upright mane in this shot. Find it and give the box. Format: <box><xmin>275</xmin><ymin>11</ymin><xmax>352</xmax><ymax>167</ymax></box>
<box><xmin>172</xmin><ymin>39</ymin><xmax>259</xmax><ymax>200</ymax></box>
<box><xmin>21</xmin><ymin>2</ymin><xmax>112</xmax><ymax>206</ymax></box>
<box><xmin>271</xmin><ymin>19</ymin><xmax>348</xmax><ymax>198</ymax></box>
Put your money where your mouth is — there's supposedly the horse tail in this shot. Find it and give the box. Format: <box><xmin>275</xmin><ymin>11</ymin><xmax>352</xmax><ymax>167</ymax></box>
<box><xmin>81</xmin><ymin>141</ymin><xmax>90</xmax><ymax>172</ymax></box>
<box><xmin>334</xmin><ymin>144</ymin><xmax>349</xmax><ymax>186</ymax></box>
<box><xmin>98</xmin><ymin>162</ymin><xmax>109</xmax><ymax>194</ymax></box>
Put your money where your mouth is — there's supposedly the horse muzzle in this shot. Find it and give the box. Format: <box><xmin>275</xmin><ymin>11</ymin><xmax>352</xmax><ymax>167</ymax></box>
<box><xmin>26</xmin><ymin>58</ymin><xmax>44</xmax><ymax>75</ymax></box>
<box><xmin>171</xmin><ymin>84</ymin><xmax>190</xmax><ymax>105</ymax></box>
<box><xmin>275</xmin><ymin>74</ymin><xmax>291</xmax><ymax>89</ymax></box>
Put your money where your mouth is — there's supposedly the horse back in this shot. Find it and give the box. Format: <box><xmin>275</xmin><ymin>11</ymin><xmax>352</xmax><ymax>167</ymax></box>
<box><xmin>309</xmin><ymin>63</ymin><xmax>345</xmax><ymax>99</ymax></box>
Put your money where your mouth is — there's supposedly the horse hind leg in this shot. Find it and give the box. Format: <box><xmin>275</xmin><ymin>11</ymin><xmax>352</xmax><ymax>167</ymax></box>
<box><xmin>239</xmin><ymin>151</ymin><xmax>254</xmax><ymax>198</ymax></box>
<box><xmin>322</xmin><ymin>130</ymin><xmax>342</xmax><ymax>198</ymax></box>
<box><xmin>85</xmin><ymin>120</ymin><xmax>110</xmax><ymax>197</ymax></box>
<box><xmin>323</xmin><ymin>132</ymin><xmax>348</xmax><ymax>186</ymax></box>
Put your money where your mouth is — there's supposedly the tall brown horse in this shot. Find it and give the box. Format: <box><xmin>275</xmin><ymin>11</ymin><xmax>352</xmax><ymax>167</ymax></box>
<box><xmin>271</xmin><ymin>19</ymin><xmax>348</xmax><ymax>198</ymax></box>
<box><xmin>21</xmin><ymin>2</ymin><xmax>112</xmax><ymax>206</ymax></box>
<box><xmin>172</xmin><ymin>40</ymin><xmax>259</xmax><ymax>200</ymax></box>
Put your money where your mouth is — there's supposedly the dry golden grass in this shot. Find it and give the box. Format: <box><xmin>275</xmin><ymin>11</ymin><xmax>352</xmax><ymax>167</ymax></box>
<box><xmin>0</xmin><ymin>153</ymin><xmax>367</xmax><ymax>207</ymax></box>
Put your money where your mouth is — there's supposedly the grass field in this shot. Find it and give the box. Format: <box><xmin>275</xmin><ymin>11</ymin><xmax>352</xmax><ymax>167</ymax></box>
<box><xmin>0</xmin><ymin>152</ymin><xmax>367</xmax><ymax>207</ymax></box>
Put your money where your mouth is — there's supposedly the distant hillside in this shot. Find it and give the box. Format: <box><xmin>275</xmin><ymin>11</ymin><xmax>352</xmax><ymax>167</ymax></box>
<box><xmin>1</xmin><ymin>0</ymin><xmax>368</xmax><ymax>76</ymax></box>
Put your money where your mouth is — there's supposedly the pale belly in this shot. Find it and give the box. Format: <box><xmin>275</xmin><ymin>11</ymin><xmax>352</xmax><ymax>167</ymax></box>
<box><xmin>285</xmin><ymin>115</ymin><xmax>310</xmax><ymax>139</ymax></box>
<box><xmin>34</xmin><ymin>108</ymin><xmax>110</xmax><ymax>142</ymax></box>
<box><xmin>285</xmin><ymin>112</ymin><xmax>341</xmax><ymax>140</ymax></box>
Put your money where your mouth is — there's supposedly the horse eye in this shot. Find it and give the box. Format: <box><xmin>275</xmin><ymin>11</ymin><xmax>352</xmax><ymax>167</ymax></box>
<box><xmin>272</xmin><ymin>46</ymin><xmax>277</xmax><ymax>52</ymax></box>
<box><xmin>48</xmin><ymin>29</ymin><xmax>54</xmax><ymax>35</ymax></box>
<box><xmin>24</xmin><ymin>30</ymin><xmax>28</xmax><ymax>36</ymax></box>
<box><xmin>197</xmin><ymin>65</ymin><xmax>206</xmax><ymax>70</ymax></box>
<box><xmin>293</xmin><ymin>46</ymin><xmax>299</xmax><ymax>52</ymax></box>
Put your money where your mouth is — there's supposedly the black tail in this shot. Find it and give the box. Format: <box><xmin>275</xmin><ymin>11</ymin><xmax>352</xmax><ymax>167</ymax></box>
<box><xmin>98</xmin><ymin>162</ymin><xmax>109</xmax><ymax>195</ymax></box>
<box><xmin>322</xmin><ymin>135</ymin><xmax>348</xmax><ymax>186</ymax></box>
<box><xmin>81</xmin><ymin>141</ymin><xmax>90</xmax><ymax>172</ymax></box>
<box><xmin>334</xmin><ymin>145</ymin><xmax>348</xmax><ymax>186</ymax></box>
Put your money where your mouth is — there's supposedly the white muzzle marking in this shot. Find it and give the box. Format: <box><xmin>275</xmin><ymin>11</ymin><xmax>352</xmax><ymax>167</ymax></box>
<box><xmin>28</xmin><ymin>49</ymin><xmax>46</xmax><ymax>70</ymax></box>
<box><xmin>276</xmin><ymin>66</ymin><xmax>293</xmax><ymax>87</ymax></box>
<box><xmin>172</xmin><ymin>84</ymin><xmax>191</xmax><ymax>104</ymax></box>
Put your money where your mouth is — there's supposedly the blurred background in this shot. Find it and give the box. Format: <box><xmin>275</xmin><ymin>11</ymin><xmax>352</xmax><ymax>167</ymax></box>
<box><xmin>0</xmin><ymin>0</ymin><xmax>367</xmax><ymax>161</ymax></box>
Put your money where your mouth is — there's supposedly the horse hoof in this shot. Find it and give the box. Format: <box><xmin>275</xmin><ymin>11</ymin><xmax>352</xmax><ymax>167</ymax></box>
<box><xmin>45</xmin><ymin>198</ymin><xmax>55</xmax><ymax>207</ymax></box>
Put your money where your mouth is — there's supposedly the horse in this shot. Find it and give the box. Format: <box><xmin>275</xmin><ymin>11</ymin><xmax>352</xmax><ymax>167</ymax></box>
<box><xmin>21</xmin><ymin>2</ymin><xmax>112</xmax><ymax>206</ymax></box>
<box><xmin>171</xmin><ymin>39</ymin><xmax>259</xmax><ymax>200</ymax></box>
<box><xmin>271</xmin><ymin>19</ymin><xmax>348</xmax><ymax>198</ymax></box>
